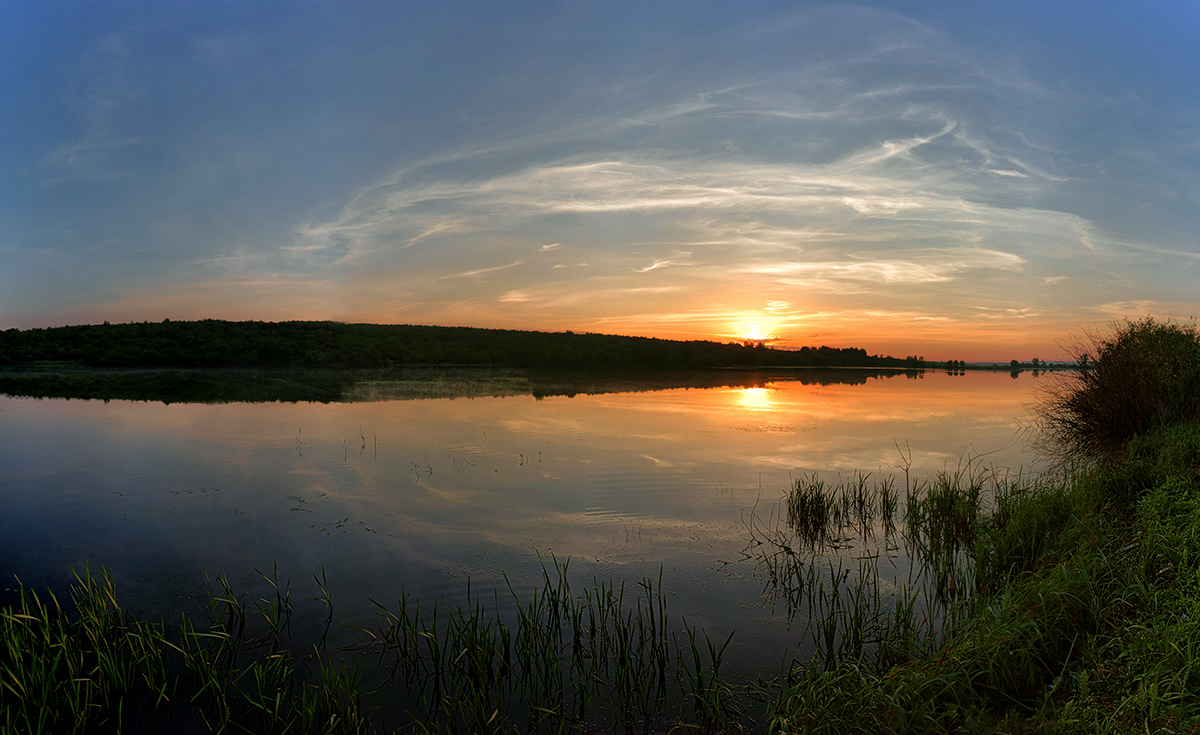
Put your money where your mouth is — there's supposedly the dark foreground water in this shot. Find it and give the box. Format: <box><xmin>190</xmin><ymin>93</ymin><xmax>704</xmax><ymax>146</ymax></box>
<box><xmin>0</xmin><ymin>368</ymin><xmax>1044</xmax><ymax>687</ymax></box>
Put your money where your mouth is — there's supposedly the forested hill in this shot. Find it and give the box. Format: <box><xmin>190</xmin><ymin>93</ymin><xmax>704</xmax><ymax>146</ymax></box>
<box><xmin>0</xmin><ymin>320</ymin><xmax>926</xmax><ymax>370</ymax></box>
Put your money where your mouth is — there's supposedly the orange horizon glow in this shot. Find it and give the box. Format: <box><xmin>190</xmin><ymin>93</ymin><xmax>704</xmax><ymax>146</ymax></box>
<box><xmin>15</xmin><ymin>278</ymin><xmax>1171</xmax><ymax>365</ymax></box>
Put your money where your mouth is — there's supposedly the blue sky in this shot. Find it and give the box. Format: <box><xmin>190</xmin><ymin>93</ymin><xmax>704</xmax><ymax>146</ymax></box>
<box><xmin>3</xmin><ymin>1</ymin><xmax>1198</xmax><ymax>360</ymax></box>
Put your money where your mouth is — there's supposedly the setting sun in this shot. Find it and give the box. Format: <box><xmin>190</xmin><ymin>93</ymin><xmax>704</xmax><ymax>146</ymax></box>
<box><xmin>734</xmin><ymin>317</ymin><xmax>778</xmax><ymax>343</ymax></box>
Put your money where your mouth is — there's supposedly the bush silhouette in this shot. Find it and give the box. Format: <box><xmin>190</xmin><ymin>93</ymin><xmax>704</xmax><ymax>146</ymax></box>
<box><xmin>1037</xmin><ymin>317</ymin><xmax>1200</xmax><ymax>460</ymax></box>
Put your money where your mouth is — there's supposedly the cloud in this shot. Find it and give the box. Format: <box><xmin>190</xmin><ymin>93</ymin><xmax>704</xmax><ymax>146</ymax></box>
<box><xmin>747</xmin><ymin>248</ymin><xmax>1026</xmax><ymax>289</ymax></box>
<box><xmin>1092</xmin><ymin>301</ymin><xmax>1200</xmax><ymax>320</ymax></box>
<box><xmin>635</xmin><ymin>252</ymin><xmax>692</xmax><ymax>272</ymax></box>
<box><xmin>440</xmin><ymin>260</ymin><xmax>524</xmax><ymax>280</ymax></box>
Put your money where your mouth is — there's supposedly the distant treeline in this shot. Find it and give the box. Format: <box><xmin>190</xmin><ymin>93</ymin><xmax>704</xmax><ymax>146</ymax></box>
<box><xmin>0</xmin><ymin>320</ymin><xmax>926</xmax><ymax>370</ymax></box>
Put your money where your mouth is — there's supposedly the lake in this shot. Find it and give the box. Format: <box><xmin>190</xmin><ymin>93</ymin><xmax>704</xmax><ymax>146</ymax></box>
<box><xmin>0</xmin><ymin>368</ymin><xmax>1046</xmax><ymax>696</ymax></box>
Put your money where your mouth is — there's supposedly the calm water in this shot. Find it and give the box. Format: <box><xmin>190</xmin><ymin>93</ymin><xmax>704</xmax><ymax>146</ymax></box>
<box><xmin>0</xmin><ymin>369</ymin><xmax>1044</xmax><ymax>681</ymax></box>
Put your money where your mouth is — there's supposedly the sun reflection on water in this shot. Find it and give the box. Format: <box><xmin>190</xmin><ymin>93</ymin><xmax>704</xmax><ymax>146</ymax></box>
<box><xmin>734</xmin><ymin>386</ymin><xmax>773</xmax><ymax>411</ymax></box>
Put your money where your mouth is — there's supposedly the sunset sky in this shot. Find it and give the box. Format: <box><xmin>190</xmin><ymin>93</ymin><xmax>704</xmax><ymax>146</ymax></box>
<box><xmin>3</xmin><ymin>1</ymin><xmax>1198</xmax><ymax>361</ymax></box>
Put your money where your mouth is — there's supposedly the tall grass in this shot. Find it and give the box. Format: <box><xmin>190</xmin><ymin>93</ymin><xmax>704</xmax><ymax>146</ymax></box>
<box><xmin>763</xmin><ymin>463</ymin><xmax>1130</xmax><ymax>733</ymax></box>
<box><xmin>0</xmin><ymin>564</ymin><xmax>372</xmax><ymax>735</ymax></box>
<box><xmin>354</xmin><ymin>559</ymin><xmax>746</xmax><ymax>733</ymax></box>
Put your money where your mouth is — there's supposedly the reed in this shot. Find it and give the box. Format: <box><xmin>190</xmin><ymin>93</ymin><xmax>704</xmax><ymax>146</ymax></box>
<box><xmin>781</xmin><ymin>472</ymin><xmax>899</xmax><ymax>554</ymax></box>
<box><xmin>0</xmin><ymin>565</ymin><xmax>371</xmax><ymax>735</ymax></box>
<box><xmin>355</xmin><ymin>559</ymin><xmax>735</xmax><ymax>733</ymax></box>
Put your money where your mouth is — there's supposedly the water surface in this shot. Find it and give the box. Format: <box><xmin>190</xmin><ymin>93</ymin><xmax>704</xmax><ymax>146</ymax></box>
<box><xmin>0</xmin><ymin>369</ymin><xmax>1043</xmax><ymax>680</ymax></box>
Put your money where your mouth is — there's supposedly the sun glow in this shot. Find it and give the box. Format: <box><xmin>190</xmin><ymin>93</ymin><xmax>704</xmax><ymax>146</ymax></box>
<box><xmin>734</xmin><ymin>317</ymin><xmax>778</xmax><ymax>343</ymax></box>
<box><xmin>734</xmin><ymin>386</ymin><xmax>773</xmax><ymax>411</ymax></box>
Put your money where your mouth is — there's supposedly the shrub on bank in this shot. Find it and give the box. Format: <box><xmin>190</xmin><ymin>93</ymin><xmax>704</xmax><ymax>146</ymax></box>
<box><xmin>1037</xmin><ymin>317</ymin><xmax>1200</xmax><ymax>461</ymax></box>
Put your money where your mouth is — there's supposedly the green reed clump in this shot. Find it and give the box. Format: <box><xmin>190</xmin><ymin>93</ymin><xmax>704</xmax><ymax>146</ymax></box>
<box><xmin>902</xmin><ymin>468</ymin><xmax>985</xmax><ymax>605</ymax></box>
<box><xmin>743</xmin><ymin>467</ymin><xmax>1016</xmax><ymax>699</ymax></box>
<box><xmin>782</xmin><ymin>473</ymin><xmax>898</xmax><ymax>552</ymax></box>
<box><xmin>907</xmin><ymin>472</ymin><xmax>981</xmax><ymax>545</ymax></box>
<box><xmin>786</xmin><ymin>475</ymin><xmax>838</xmax><ymax>548</ymax></box>
<box><xmin>738</xmin><ymin>451</ymin><xmax>1152</xmax><ymax>730</ymax></box>
<box><xmin>0</xmin><ymin>566</ymin><xmax>175</xmax><ymax>734</ymax></box>
<box><xmin>751</xmin><ymin>466</ymin><xmax>1007</xmax><ymax>626</ymax></box>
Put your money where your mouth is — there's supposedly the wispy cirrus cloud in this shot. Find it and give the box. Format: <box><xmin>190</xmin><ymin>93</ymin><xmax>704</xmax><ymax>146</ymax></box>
<box><xmin>440</xmin><ymin>260</ymin><xmax>524</xmax><ymax>280</ymax></box>
<box><xmin>745</xmin><ymin>248</ymin><xmax>1026</xmax><ymax>290</ymax></box>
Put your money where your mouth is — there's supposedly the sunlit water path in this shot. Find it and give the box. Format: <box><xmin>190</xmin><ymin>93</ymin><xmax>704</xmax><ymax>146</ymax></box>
<box><xmin>0</xmin><ymin>369</ymin><xmax>1044</xmax><ymax>683</ymax></box>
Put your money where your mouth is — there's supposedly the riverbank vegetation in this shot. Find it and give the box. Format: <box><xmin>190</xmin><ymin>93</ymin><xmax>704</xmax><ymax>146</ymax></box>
<box><xmin>3</xmin><ymin>318</ymin><xmax>1199</xmax><ymax>733</ymax></box>
<box><xmin>1036</xmin><ymin>316</ymin><xmax>1200</xmax><ymax>461</ymax></box>
<box><xmin>0</xmin><ymin>320</ymin><xmax>924</xmax><ymax>371</ymax></box>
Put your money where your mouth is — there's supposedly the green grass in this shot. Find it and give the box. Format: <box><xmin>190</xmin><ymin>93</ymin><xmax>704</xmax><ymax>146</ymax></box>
<box><xmin>763</xmin><ymin>422</ymin><xmax>1200</xmax><ymax>734</ymax></box>
<box><xmin>0</xmin><ymin>564</ymin><xmax>371</xmax><ymax>735</ymax></box>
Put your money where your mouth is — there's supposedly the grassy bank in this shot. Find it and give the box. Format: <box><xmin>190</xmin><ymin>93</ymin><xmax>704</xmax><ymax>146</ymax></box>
<box><xmin>767</xmin><ymin>422</ymin><xmax>1200</xmax><ymax>734</ymax></box>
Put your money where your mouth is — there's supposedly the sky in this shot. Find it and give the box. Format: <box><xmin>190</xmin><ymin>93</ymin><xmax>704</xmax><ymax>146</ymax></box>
<box><xmin>2</xmin><ymin>1</ymin><xmax>1199</xmax><ymax>361</ymax></box>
